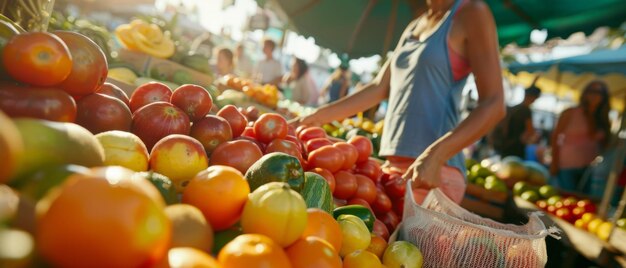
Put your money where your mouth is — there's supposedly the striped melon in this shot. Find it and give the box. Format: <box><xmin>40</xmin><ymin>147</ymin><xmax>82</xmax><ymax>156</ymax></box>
<box><xmin>301</xmin><ymin>172</ymin><xmax>333</xmax><ymax>214</ymax></box>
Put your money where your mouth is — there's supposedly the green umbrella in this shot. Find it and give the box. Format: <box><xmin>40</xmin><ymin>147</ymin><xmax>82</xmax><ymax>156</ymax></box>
<box><xmin>259</xmin><ymin>0</ymin><xmax>626</xmax><ymax>57</ymax></box>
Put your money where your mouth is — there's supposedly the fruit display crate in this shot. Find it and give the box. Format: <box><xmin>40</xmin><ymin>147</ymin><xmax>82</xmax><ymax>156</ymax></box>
<box><xmin>513</xmin><ymin>196</ymin><xmax>625</xmax><ymax>267</ymax></box>
<box><xmin>116</xmin><ymin>49</ymin><xmax>213</xmax><ymax>88</ymax></box>
<box><xmin>609</xmin><ymin>227</ymin><xmax>626</xmax><ymax>255</ymax></box>
<box><xmin>460</xmin><ymin>184</ymin><xmax>509</xmax><ymax>221</ymax></box>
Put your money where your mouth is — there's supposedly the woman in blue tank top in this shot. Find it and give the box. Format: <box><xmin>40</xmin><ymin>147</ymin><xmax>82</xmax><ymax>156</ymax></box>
<box><xmin>293</xmin><ymin>0</ymin><xmax>505</xmax><ymax>203</ymax></box>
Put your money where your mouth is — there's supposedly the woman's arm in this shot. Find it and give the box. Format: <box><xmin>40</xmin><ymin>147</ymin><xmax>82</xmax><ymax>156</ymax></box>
<box><xmin>338</xmin><ymin>79</ymin><xmax>350</xmax><ymax>99</ymax></box>
<box><xmin>296</xmin><ymin>60</ymin><xmax>391</xmax><ymax>126</ymax></box>
<box><xmin>405</xmin><ymin>1</ymin><xmax>506</xmax><ymax>188</ymax></box>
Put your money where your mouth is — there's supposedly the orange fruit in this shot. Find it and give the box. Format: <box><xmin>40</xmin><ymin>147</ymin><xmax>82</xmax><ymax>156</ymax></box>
<box><xmin>150</xmin><ymin>134</ymin><xmax>209</xmax><ymax>192</ymax></box>
<box><xmin>301</xmin><ymin>208</ymin><xmax>343</xmax><ymax>251</ymax></box>
<box><xmin>167</xmin><ymin>247</ymin><xmax>221</xmax><ymax>268</ymax></box>
<box><xmin>183</xmin><ymin>165</ymin><xmax>250</xmax><ymax>231</ymax></box>
<box><xmin>37</xmin><ymin>166</ymin><xmax>171</xmax><ymax>268</ymax></box>
<box><xmin>343</xmin><ymin>249</ymin><xmax>382</xmax><ymax>268</ymax></box>
<box><xmin>218</xmin><ymin>234</ymin><xmax>291</xmax><ymax>268</ymax></box>
<box><xmin>241</xmin><ymin>182</ymin><xmax>307</xmax><ymax>247</ymax></box>
<box><xmin>367</xmin><ymin>234</ymin><xmax>388</xmax><ymax>259</ymax></box>
<box><xmin>286</xmin><ymin>236</ymin><xmax>342</xmax><ymax>268</ymax></box>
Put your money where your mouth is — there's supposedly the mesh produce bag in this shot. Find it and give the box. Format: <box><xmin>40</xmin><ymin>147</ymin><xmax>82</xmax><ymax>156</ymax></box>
<box><xmin>400</xmin><ymin>182</ymin><xmax>559</xmax><ymax>268</ymax></box>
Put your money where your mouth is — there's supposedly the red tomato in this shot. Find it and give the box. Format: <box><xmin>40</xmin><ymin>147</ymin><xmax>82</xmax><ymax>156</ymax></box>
<box><xmin>306</xmin><ymin>138</ymin><xmax>333</xmax><ymax>154</ymax></box>
<box><xmin>217</xmin><ymin>105</ymin><xmax>248</xmax><ymax>137</ymax></box>
<box><xmin>170</xmin><ymin>84</ymin><xmax>213</xmax><ymax>122</ymax></box>
<box><xmin>131</xmin><ymin>102</ymin><xmax>190</xmax><ymax>150</ymax></box>
<box><xmin>190</xmin><ymin>115</ymin><xmax>232</xmax><ymax>155</ymax></box>
<box><xmin>284</xmin><ymin>135</ymin><xmax>304</xmax><ymax>153</ymax></box>
<box><xmin>354</xmin><ymin>174</ymin><xmax>377</xmax><ymax>204</ymax></box>
<box><xmin>0</xmin><ymin>82</ymin><xmax>76</xmax><ymax>122</ymax></box>
<box><xmin>308</xmin><ymin>146</ymin><xmax>344</xmax><ymax>173</ymax></box>
<box><xmin>348</xmin><ymin>135</ymin><xmax>373</xmax><ymax>163</ymax></box>
<box><xmin>333</xmin><ymin>171</ymin><xmax>357</xmax><ymax>200</ymax></box>
<box><xmin>381</xmin><ymin>210</ymin><xmax>400</xmax><ymax>232</ymax></box>
<box><xmin>310</xmin><ymin>168</ymin><xmax>335</xmax><ymax>194</ymax></box>
<box><xmin>381</xmin><ymin>172</ymin><xmax>402</xmax><ymax>185</ymax></box>
<box><xmin>3</xmin><ymin>32</ymin><xmax>72</xmax><ymax>86</ymax></box>
<box><xmin>355</xmin><ymin>159</ymin><xmax>382</xmax><ymax>183</ymax></box>
<box><xmin>287</xmin><ymin>125</ymin><xmax>296</xmax><ymax>136</ymax></box>
<box><xmin>129</xmin><ymin>82</ymin><xmax>172</xmax><ymax>112</ymax></box>
<box><xmin>241</xmin><ymin>126</ymin><xmax>256</xmax><ymax>139</ymax></box>
<box><xmin>298</xmin><ymin>127</ymin><xmax>326</xmax><ymax>142</ymax></box>
<box><xmin>96</xmin><ymin>82</ymin><xmax>130</xmax><ymax>108</ymax></box>
<box><xmin>76</xmin><ymin>93</ymin><xmax>132</xmax><ymax>134</ymax></box>
<box><xmin>384</xmin><ymin>177</ymin><xmax>407</xmax><ymax>199</ymax></box>
<box><xmin>372</xmin><ymin>190</ymin><xmax>392</xmax><ymax>216</ymax></box>
<box><xmin>245</xmin><ymin>106</ymin><xmax>259</xmax><ymax>122</ymax></box>
<box><xmin>210</xmin><ymin>140</ymin><xmax>263</xmax><ymax>174</ymax></box>
<box><xmin>392</xmin><ymin>198</ymin><xmax>405</xmax><ymax>218</ymax></box>
<box><xmin>295</xmin><ymin>125</ymin><xmax>308</xmax><ymax>137</ymax></box>
<box><xmin>373</xmin><ymin>219</ymin><xmax>390</xmax><ymax>241</ymax></box>
<box><xmin>253</xmin><ymin>113</ymin><xmax>288</xmax><ymax>143</ymax></box>
<box><xmin>333</xmin><ymin>142</ymin><xmax>358</xmax><ymax>170</ymax></box>
<box><xmin>54</xmin><ymin>31</ymin><xmax>108</xmax><ymax>96</ymax></box>
<box><xmin>265</xmin><ymin>139</ymin><xmax>302</xmax><ymax>161</ymax></box>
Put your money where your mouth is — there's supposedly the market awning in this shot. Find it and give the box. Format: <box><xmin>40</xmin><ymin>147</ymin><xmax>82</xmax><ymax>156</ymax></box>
<box><xmin>505</xmin><ymin>46</ymin><xmax>626</xmax><ymax>111</ymax></box>
<box><xmin>257</xmin><ymin>0</ymin><xmax>626</xmax><ymax>58</ymax></box>
<box><xmin>508</xmin><ymin>46</ymin><xmax>626</xmax><ymax>76</ymax></box>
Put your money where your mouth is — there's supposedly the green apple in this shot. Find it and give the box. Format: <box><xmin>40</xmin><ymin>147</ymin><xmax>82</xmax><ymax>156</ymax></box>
<box><xmin>383</xmin><ymin>241</ymin><xmax>423</xmax><ymax>268</ymax></box>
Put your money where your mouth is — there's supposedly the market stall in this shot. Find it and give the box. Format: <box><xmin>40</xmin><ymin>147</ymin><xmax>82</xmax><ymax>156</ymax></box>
<box><xmin>0</xmin><ymin>1</ymin><xmax>625</xmax><ymax>267</ymax></box>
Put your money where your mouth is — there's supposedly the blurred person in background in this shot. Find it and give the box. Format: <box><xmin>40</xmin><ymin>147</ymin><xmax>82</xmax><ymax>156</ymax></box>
<box><xmin>214</xmin><ymin>47</ymin><xmax>235</xmax><ymax>79</ymax></box>
<box><xmin>293</xmin><ymin>0</ymin><xmax>505</xmax><ymax>204</ymax></box>
<box><xmin>283</xmin><ymin>57</ymin><xmax>318</xmax><ymax>106</ymax></box>
<box><xmin>550</xmin><ymin>80</ymin><xmax>611</xmax><ymax>191</ymax></box>
<box><xmin>253</xmin><ymin>39</ymin><xmax>283</xmax><ymax>85</ymax></box>
<box><xmin>319</xmin><ymin>62</ymin><xmax>351</xmax><ymax>104</ymax></box>
<box><xmin>492</xmin><ymin>84</ymin><xmax>541</xmax><ymax>159</ymax></box>
<box><xmin>235</xmin><ymin>43</ymin><xmax>254</xmax><ymax>79</ymax></box>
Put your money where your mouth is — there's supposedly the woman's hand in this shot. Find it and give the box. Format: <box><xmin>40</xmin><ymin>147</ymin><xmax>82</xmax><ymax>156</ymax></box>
<box><xmin>402</xmin><ymin>149</ymin><xmax>445</xmax><ymax>189</ymax></box>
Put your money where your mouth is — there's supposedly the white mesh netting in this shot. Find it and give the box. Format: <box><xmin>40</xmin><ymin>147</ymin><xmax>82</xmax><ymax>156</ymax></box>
<box><xmin>400</xmin><ymin>182</ymin><xmax>559</xmax><ymax>268</ymax></box>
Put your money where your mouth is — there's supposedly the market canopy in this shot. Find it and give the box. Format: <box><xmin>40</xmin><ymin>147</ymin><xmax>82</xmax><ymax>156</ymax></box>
<box><xmin>257</xmin><ymin>0</ymin><xmax>626</xmax><ymax>58</ymax></box>
<box><xmin>505</xmin><ymin>46</ymin><xmax>626</xmax><ymax>111</ymax></box>
<box><xmin>508</xmin><ymin>46</ymin><xmax>626</xmax><ymax>76</ymax></box>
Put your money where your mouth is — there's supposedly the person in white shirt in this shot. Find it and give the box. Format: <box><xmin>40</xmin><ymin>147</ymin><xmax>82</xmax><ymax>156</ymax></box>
<box><xmin>253</xmin><ymin>39</ymin><xmax>283</xmax><ymax>85</ymax></box>
<box><xmin>283</xmin><ymin>57</ymin><xmax>318</xmax><ymax>106</ymax></box>
<box><xmin>235</xmin><ymin>43</ymin><xmax>253</xmax><ymax>79</ymax></box>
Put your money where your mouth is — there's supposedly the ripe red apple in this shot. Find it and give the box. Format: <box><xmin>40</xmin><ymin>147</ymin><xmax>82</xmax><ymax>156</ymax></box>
<box><xmin>546</xmin><ymin>205</ymin><xmax>557</xmax><ymax>215</ymax></box>
<box><xmin>372</xmin><ymin>219</ymin><xmax>390</xmax><ymax>241</ymax></box>
<box><xmin>535</xmin><ymin>200</ymin><xmax>548</xmax><ymax>210</ymax></box>
<box><xmin>75</xmin><ymin>93</ymin><xmax>132</xmax><ymax>134</ymax></box>
<box><xmin>555</xmin><ymin>208</ymin><xmax>573</xmax><ymax>223</ymax></box>
<box><xmin>572</xmin><ymin>207</ymin><xmax>586</xmax><ymax>221</ymax></box>
<box><xmin>216</xmin><ymin>105</ymin><xmax>247</xmax><ymax>137</ymax></box>
<box><xmin>372</xmin><ymin>190</ymin><xmax>392</xmax><ymax>216</ymax></box>
<box><xmin>380</xmin><ymin>210</ymin><xmax>400</xmax><ymax>232</ymax></box>
<box><xmin>189</xmin><ymin>115</ymin><xmax>232</xmax><ymax>155</ymax></box>
<box><xmin>96</xmin><ymin>82</ymin><xmax>130</xmax><ymax>107</ymax></box>
<box><xmin>577</xmin><ymin>199</ymin><xmax>596</xmax><ymax>213</ymax></box>
<box><xmin>392</xmin><ymin>197</ymin><xmax>405</xmax><ymax>218</ymax></box>
<box><xmin>129</xmin><ymin>82</ymin><xmax>172</xmax><ymax>112</ymax></box>
<box><xmin>563</xmin><ymin>197</ymin><xmax>578</xmax><ymax>209</ymax></box>
<box><xmin>131</xmin><ymin>101</ymin><xmax>190</xmax><ymax>150</ymax></box>
<box><xmin>170</xmin><ymin>84</ymin><xmax>212</xmax><ymax>122</ymax></box>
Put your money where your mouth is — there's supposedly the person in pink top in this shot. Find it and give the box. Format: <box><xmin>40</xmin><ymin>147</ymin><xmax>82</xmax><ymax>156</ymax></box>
<box><xmin>550</xmin><ymin>80</ymin><xmax>611</xmax><ymax>191</ymax></box>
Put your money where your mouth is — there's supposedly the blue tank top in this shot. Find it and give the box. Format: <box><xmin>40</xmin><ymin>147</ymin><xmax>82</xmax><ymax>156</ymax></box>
<box><xmin>379</xmin><ymin>0</ymin><xmax>468</xmax><ymax>175</ymax></box>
